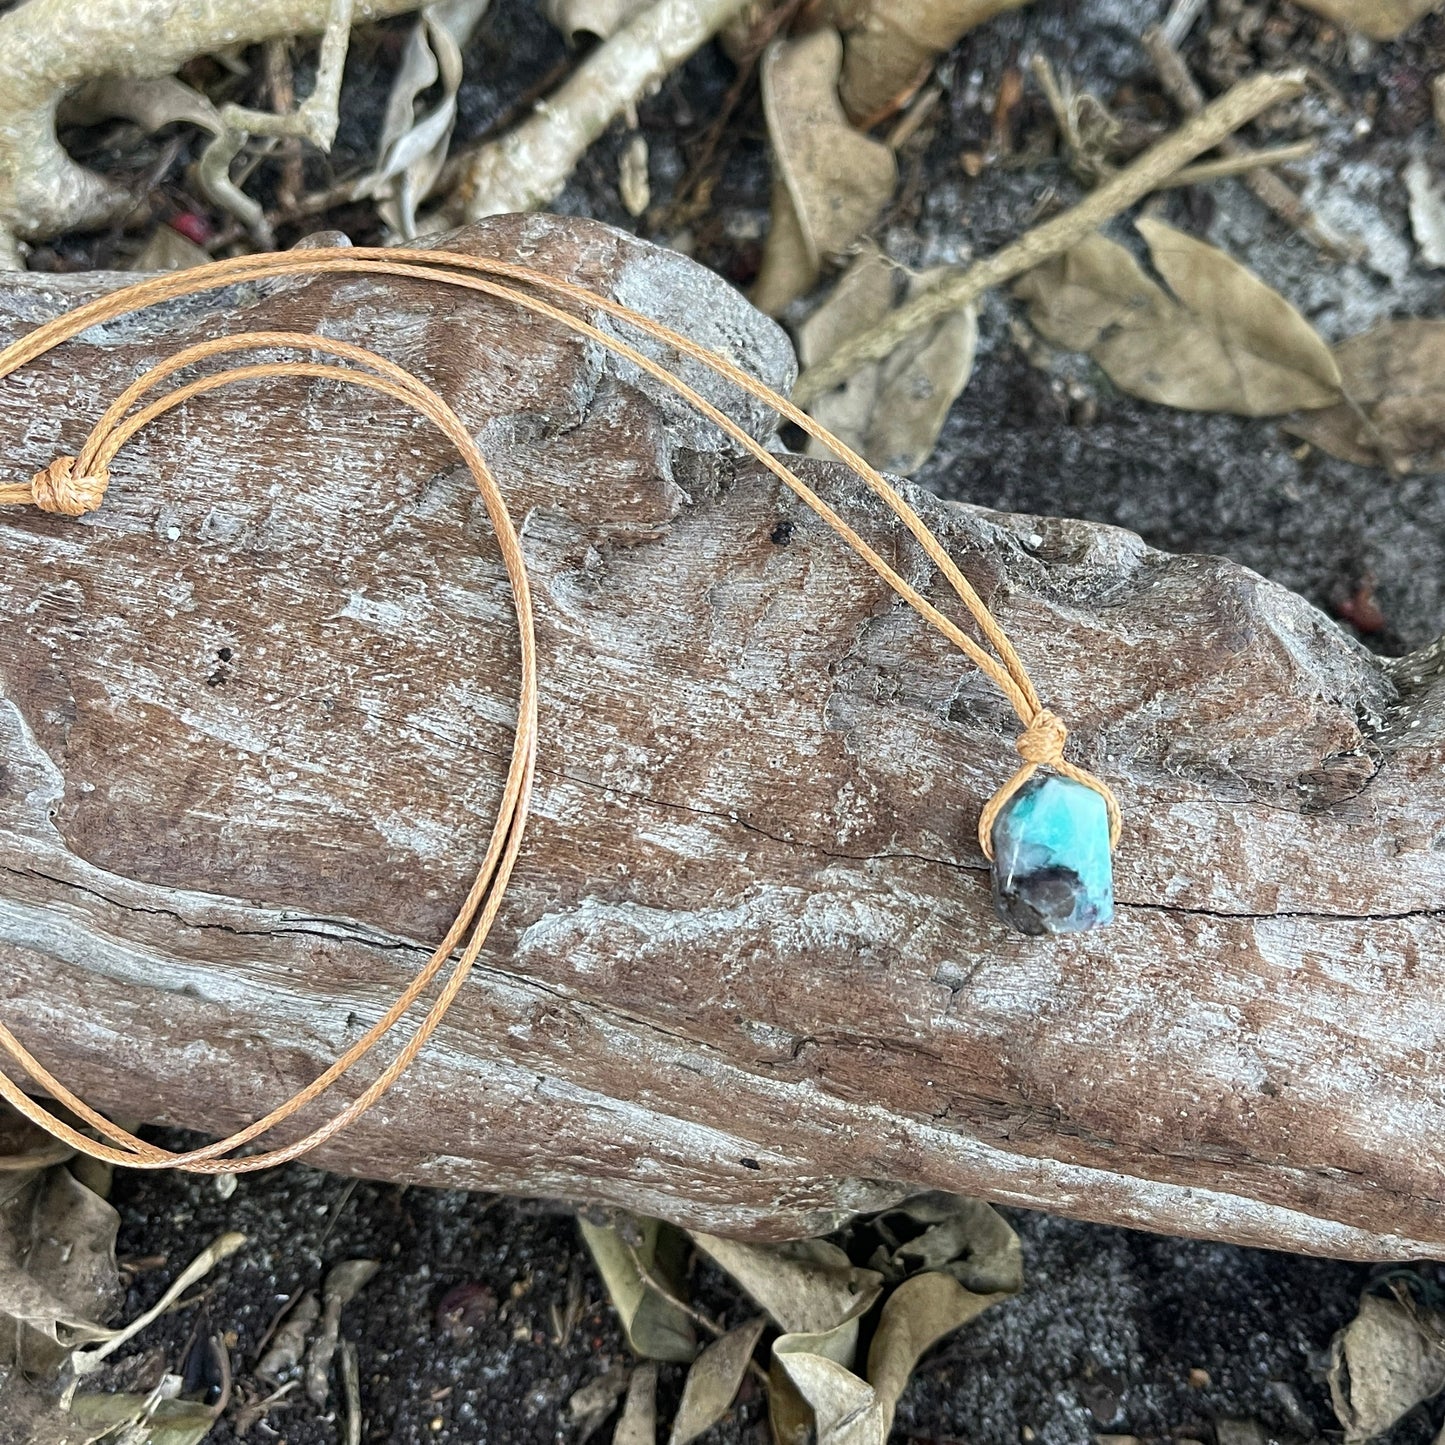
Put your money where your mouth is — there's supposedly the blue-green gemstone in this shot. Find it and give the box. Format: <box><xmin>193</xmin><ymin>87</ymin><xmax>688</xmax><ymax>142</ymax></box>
<box><xmin>990</xmin><ymin>774</ymin><xmax>1114</xmax><ymax>935</ymax></box>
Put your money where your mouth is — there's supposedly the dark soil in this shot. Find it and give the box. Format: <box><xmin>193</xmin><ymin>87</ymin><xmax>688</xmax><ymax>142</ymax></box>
<box><xmin>109</xmin><ymin>1143</ymin><xmax>1442</xmax><ymax>1445</ymax></box>
<box><xmin>20</xmin><ymin>0</ymin><xmax>1445</xmax><ymax>1442</ymax></box>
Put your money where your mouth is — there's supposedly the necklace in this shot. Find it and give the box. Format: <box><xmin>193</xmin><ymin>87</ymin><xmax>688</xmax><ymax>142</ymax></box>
<box><xmin>0</xmin><ymin>247</ymin><xmax>1120</xmax><ymax>1172</ymax></box>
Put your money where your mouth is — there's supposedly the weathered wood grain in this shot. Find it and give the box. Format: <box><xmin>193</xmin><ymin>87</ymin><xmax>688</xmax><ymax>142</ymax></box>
<box><xmin>0</xmin><ymin>217</ymin><xmax>1441</xmax><ymax>1260</ymax></box>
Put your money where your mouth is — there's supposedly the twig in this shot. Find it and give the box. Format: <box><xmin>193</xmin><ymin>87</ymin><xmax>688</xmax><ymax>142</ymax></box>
<box><xmin>1159</xmin><ymin>0</ymin><xmax>1208</xmax><ymax>48</ymax></box>
<box><xmin>1141</xmin><ymin>27</ymin><xmax>1361</xmax><ymax>262</ymax></box>
<box><xmin>197</xmin><ymin>0</ymin><xmax>357</xmax><ymax>244</ymax></box>
<box><xmin>445</xmin><ymin>0</ymin><xmax>753</xmax><ymax>222</ymax></box>
<box><xmin>623</xmin><ymin>1240</ymin><xmax>769</xmax><ymax>1387</ymax></box>
<box><xmin>68</xmin><ymin>1232</ymin><xmax>247</xmax><ymax>1380</ymax></box>
<box><xmin>1162</xmin><ymin>139</ymin><xmax>1316</xmax><ymax>186</ymax></box>
<box><xmin>885</xmin><ymin>82</ymin><xmax>943</xmax><ymax>150</ymax></box>
<box><xmin>792</xmin><ymin>66</ymin><xmax>1309</xmax><ymax>406</ymax></box>
<box><xmin>341</xmin><ymin>1339</ymin><xmax>363</xmax><ymax>1445</ymax></box>
<box><xmin>264</xmin><ymin>38</ymin><xmax>305</xmax><ymax>213</ymax></box>
<box><xmin>625</xmin><ymin>1240</ymin><xmax>721</xmax><ymax>1338</ymax></box>
<box><xmin>1030</xmin><ymin>55</ymin><xmax>1080</xmax><ymax>160</ymax></box>
<box><xmin>653</xmin><ymin>0</ymin><xmax>809</xmax><ymax>228</ymax></box>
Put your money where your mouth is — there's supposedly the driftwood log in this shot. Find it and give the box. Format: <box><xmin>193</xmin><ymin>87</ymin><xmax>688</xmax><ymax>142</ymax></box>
<box><xmin>0</xmin><ymin>217</ymin><xmax>1441</xmax><ymax>1262</ymax></box>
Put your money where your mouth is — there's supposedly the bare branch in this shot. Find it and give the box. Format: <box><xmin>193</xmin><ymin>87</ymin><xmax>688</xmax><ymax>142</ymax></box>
<box><xmin>445</xmin><ymin>0</ymin><xmax>753</xmax><ymax>222</ymax></box>
<box><xmin>0</xmin><ymin>0</ymin><xmax>425</xmax><ymax>264</ymax></box>
<box><xmin>791</xmin><ymin>67</ymin><xmax>1308</xmax><ymax>407</ymax></box>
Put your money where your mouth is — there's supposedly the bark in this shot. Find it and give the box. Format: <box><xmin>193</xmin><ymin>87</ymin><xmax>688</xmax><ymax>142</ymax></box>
<box><xmin>0</xmin><ymin>216</ymin><xmax>1441</xmax><ymax>1260</ymax></box>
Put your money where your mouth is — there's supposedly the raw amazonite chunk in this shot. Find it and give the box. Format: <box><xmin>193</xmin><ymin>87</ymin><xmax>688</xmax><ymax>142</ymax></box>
<box><xmin>989</xmin><ymin>773</ymin><xmax>1114</xmax><ymax>935</ymax></box>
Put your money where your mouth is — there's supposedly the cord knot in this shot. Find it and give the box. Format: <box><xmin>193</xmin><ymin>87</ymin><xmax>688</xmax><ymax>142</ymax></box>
<box><xmin>1016</xmin><ymin>708</ymin><xmax>1067</xmax><ymax>767</ymax></box>
<box><xmin>31</xmin><ymin>456</ymin><xmax>108</xmax><ymax>517</ymax></box>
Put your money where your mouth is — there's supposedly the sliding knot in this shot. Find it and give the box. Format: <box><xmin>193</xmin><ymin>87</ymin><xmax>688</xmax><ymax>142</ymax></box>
<box><xmin>1016</xmin><ymin>709</ymin><xmax>1067</xmax><ymax>767</ymax></box>
<box><xmin>31</xmin><ymin>457</ymin><xmax>108</xmax><ymax>517</ymax></box>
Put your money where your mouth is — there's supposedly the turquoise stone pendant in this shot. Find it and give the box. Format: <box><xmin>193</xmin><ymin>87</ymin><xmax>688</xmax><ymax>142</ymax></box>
<box><xmin>990</xmin><ymin>774</ymin><xmax>1113</xmax><ymax>935</ymax></box>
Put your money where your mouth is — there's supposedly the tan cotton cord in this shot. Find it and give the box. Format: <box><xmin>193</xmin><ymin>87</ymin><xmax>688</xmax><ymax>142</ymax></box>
<box><xmin>0</xmin><ymin>248</ymin><xmax>1119</xmax><ymax>1172</ymax></box>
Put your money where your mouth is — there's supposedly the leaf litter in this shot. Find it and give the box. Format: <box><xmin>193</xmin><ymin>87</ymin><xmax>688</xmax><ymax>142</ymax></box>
<box><xmin>751</xmin><ymin>25</ymin><xmax>897</xmax><ymax>315</ymax></box>
<box><xmin>828</xmin><ymin>0</ymin><xmax>1038</xmax><ymax>126</ymax></box>
<box><xmin>1327</xmin><ymin>1287</ymin><xmax>1445</xmax><ymax>1442</ymax></box>
<box><xmin>799</xmin><ymin>245</ymin><xmax>978</xmax><ymax>477</ymax></box>
<box><xmin>579</xmin><ymin>1195</ymin><xmax>1021</xmax><ymax>1443</ymax></box>
<box><xmin>1287</xmin><ymin>321</ymin><xmax>1445</xmax><ymax>475</ymax></box>
<box><xmin>0</xmin><ymin>1100</ymin><xmax>248</xmax><ymax>1444</ymax></box>
<box><xmin>1014</xmin><ymin>218</ymin><xmax>1343</xmax><ymax>416</ymax></box>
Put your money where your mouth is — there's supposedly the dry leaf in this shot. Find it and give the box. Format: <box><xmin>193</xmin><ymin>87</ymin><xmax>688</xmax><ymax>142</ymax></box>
<box><xmin>1405</xmin><ymin>156</ymin><xmax>1445</xmax><ymax>268</ymax></box>
<box><xmin>890</xmin><ymin>1195</ymin><xmax>1022</xmax><ymax>1294</ymax></box>
<box><xmin>1328</xmin><ymin>1293</ymin><xmax>1445</xmax><ymax>1441</ymax></box>
<box><xmin>775</xmin><ymin>1350</ymin><xmax>884</xmax><ymax>1445</ymax></box>
<box><xmin>1286</xmin><ymin>321</ymin><xmax>1445</xmax><ymax>473</ymax></box>
<box><xmin>69</xmin><ymin>1392</ymin><xmax>221</xmax><ymax>1445</ymax></box>
<box><xmin>692</xmin><ymin>1229</ymin><xmax>882</xmax><ymax>1445</ymax></box>
<box><xmin>1014</xmin><ymin>220</ymin><xmax>1342</xmax><ymax>416</ymax></box>
<box><xmin>581</xmin><ymin>1215</ymin><xmax>697</xmax><ymax>1363</ymax></box>
<box><xmin>613</xmin><ymin>1361</ymin><xmax>658</xmax><ymax>1445</ymax></box>
<box><xmin>866</xmin><ymin>1272</ymin><xmax>1005</xmax><ymax>1434</ymax></box>
<box><xmin>800</xmin><ymin>247</ymin><xmax>977</xmax><ymax>475</ymax></box>
<box><xmin>771</xmin><ymin>1321</ymin><xmax>877</xmax><ymax>1445</ymax></box>
<box><xmin>689</xmin><ymin>1233</ymin><xmax>883</xmax><ymax>1337</ymax></box>
<box><xmin>363</xmin><ymin>0</ymin><xmax>492</xmax><ymax>238</ymax></box>
<box><xmin>766</xmin><ymin>1203</ymin><xmax>1018</xmax><ymax>1445</ymax></box>
<box><xmin>0</xmin><ymin>1164</ymin><xmax>122</xmax><ymax>1375</ymax></box>
<box><xmin>752</xmin><ymin>27</ymin><xmax>897</xmax><ymax>315</ymax></box>
<box><xmin>544</xmin><ymin>0</ymin><xmax>653</xmax><ymax>42</ymax></box>
<box><xmin>826</xmin><ymin>0</ymin><xmax>1035</xmax><ymax>124</ymax></box>
<box><xmin>569</xmin><ymin>1361</ymin><xmax>631</xmax><ymax>1442</ymax></box>
<box><xmin>1290</xmin><ymin>0</ymin><xmax>1441</xmax><ymax>41</ymax></box>
<box><xmin>667</xmin><ymin>1316</ymin><xmax>766</xmax><ymax>1445</ymax></box>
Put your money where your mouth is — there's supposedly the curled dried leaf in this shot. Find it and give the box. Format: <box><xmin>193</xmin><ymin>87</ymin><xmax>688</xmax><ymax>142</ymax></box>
<box><xmin>1327</xmin><ymin>1293</ymin><xmax>1445</xmax><ymax>1442</ymax></box>
<box><xmin>688</xmin><ymin>1232</ymin><xmax>883</xmax><ymax>1336</ymax></box>
<box><xmin>581</xmin><ymin>1215</ymin><xmax>696</xmax><ymax>1363</ymax></box>
<box><xmin>666</xmin><ymin>1316</ymin><xmax>766</xmax><ymax>1445</ymax></box>
<box><xmin>0</xmin><ymin>1165</ymin><xmax>121</xmax><ymax>1375</ymax></box>
<box><xmin>775</xmin><ymin>1349</ymin><xmax>884</xmax><ymax>1445</ymax></box>
<box><xmin>890</xmin><ymin>1195</ymin><xmax>1022</xmax><ymax>1294</ymax></box>
<box><xmin>1286</xmin><ymin>320</ymin><xmax>1445</xmax><ymax>474</ymax></box>
<box><xmin>1015</xmin><ymin>219</ymin><xmax>1342</xmax><ymax>416</ymax></box>
<box><xmin>770</xmin><ymin>1319</ymin><xmax>871</xmax><ymax>1445</ymax></box>
<box><xmin>752</xmin><ymin>27</ymin><xmax>897</xmax><ymax>315</ymax></box>
<box><xmin>766</xmin><ymin>1208</ymin><xmax>1019</xmax><ymax>1445</ymax></box>
<box><xmin>363</xmin><ymin>0</ymin><xmax>492</xmax><ymax>238</ymax></box>
<box><xmin>865</xmin><ymin>1271</ymin><xmax>1006</xmax><ymax>1434</ymax></box>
